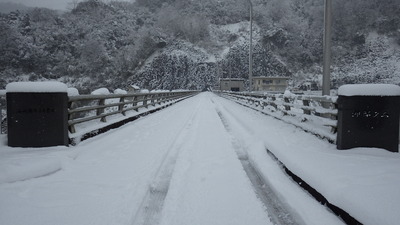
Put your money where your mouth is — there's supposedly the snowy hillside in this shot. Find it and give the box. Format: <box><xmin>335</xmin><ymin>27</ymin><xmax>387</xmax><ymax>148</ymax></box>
<box><xmin>0</xmin><ymin>0</ymin><xmax>399</xmax><ymax>92</ymax></box>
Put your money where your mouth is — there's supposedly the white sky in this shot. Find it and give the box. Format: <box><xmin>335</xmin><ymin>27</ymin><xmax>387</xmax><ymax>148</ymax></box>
<box><xmin>0</xmin><ymin>0</ymin><xmax>133</xmax><ymax>11</ymax></box>
<box><xmin>0</xmin><ymin>0</ymin><xmax>72</xmax><ymax>10</ymax></box>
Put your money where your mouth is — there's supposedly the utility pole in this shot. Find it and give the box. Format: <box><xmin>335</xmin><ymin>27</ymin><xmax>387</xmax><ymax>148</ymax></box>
<box><xmin>247</xmin><ymin>0</ymin><xmax>253</xmax><ymax>92</ymax></box>
<box><xmin>322</xmin><ymin>0</ymin><xmax>332</xmax><ymax>96</ymax></box>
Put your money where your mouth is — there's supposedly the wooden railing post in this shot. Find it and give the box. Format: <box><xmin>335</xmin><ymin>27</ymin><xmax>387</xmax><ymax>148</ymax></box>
<box><xmin>262</xmin><ymin>96</ymin><xmax>267</xmax><ymax>109</ymax></box>
<box><xmin>284</xmin><ymin>97</ymin><xmax>290</xmax><ymax>111</ymax></box>
<box><xmin>143</xmin><ymin>95</ymin><xmax>148</xmax><ymax>108</ymax></box>
<box><xmin>119</xmin><ymin>97</ymin><xmax>126</xmax><ymax>116</ymax></box>
<box><xmin>151</xmin><ymin>94</ymin><xmax>156</xmax><ymax>106</ymax></box>
<box><xmin>303</xmin><ymin>99</ymin><xmax>311</xmax><ymax>115</ymax></box>
<box><xmin>166</xmin><ymin>93</ymin><xmax>170</xmax><ymax>102</ymax></box>
<box><xmin>97</xmin><ymin>99</ymin><xmax>106</xmax><ymax>122</ymax></box>
<box><xmin>158</xmin><ymin>93</ymin><xmax>163</xmax><ymax>105</ymax></box>
<box><xmin>133</xmin><ymin>96</ymin><xmax>138</xmax><ymax>111</ymax></box>
<box><xmin>271</xmin><ymin>96</ymin><xmax>278</xmax><ymax>109</ymax></box>
<box><xmin>68</xmin><ymin>101</ymin><xmax>78</xmax><ymax>133</ymax></box>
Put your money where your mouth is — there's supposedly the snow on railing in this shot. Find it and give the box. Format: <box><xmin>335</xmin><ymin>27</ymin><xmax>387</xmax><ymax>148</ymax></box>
<box><xmin>217</xmin><ymin>91</ymin><xmax>338</xmax><ymax>143</ymax></box>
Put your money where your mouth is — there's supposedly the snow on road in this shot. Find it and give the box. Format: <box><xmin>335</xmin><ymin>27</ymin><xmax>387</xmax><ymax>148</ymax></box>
<box><xmin>0</xmin><ymin>92</ymin><xmax>398</xmax><ymax>225</ymax></box>
<box><xmin>0</xmin><ymin>93</ymin><xmax>272</xmax><ymax>225</ymax></box>
<box><xmin>156</xmin><ymin>95</ymin><xmax>270</xmax><ymax>225</ymax></box>
<box><xmin>213</xmin><ymin>93</ymin><xmax>400</xmax><ymax>225</ymax></box>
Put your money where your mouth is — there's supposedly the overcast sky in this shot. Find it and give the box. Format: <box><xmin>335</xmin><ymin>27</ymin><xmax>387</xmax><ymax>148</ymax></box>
<box><xmin>0</xmin><ymin>0</ymin><xmax>72</xmax><ymax>10</ymax></box>
<box><xmin>0</xmin><ymin>0</ymin><xmax>133</xmax><ymax>11</ymax></box>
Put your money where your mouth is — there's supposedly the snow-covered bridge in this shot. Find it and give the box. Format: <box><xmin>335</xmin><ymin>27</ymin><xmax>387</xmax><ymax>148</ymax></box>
<box><xmin>1</xmin><ymin>92</ymin><xmax>400</xmax><ymax>225</ymax></box>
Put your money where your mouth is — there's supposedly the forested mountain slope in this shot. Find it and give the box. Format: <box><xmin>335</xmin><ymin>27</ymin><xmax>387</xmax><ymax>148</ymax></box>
<box><xmin>0</xmin><ymin>0</ymin><xmax>399</xmax><ymax>92</ymax></box>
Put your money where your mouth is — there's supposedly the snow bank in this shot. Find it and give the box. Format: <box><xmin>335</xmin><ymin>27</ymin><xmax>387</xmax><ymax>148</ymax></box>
<box><xmin>91</xmin><ymin>88</ymin><xmax>110</xmax><ymax>95</ymax></box>
<box><xmin>0</xmin><ymin>144</ymin><xmax>74</xmax><ymax>184</ymax></box>
<box><xmin>6</xmin><ymin>82</ymin><xmax>68</xmax><ymax>93</ymax></box>
<box><xmin>283</xmin><ymin>90</ymin><xmax>296</xmax><ymax>98</ymax></box>
<box><xmin>0</xmin><ymin>157</ymin><xmax>63</xmax><ymax>184</ymax></box>
<box><xmin>113</xmin><ymin>88</ymin><xmax>127</xmax><ymax>94</ymax></box>
<box><xmin>338</xmin><ymin>84</ymin><xmax>400</xmax><ymax>96</ymax></box>
<box><xmin>67</xmin><ymin>87</ymin><xmax>79</xmax><ymax>96</ymax></box>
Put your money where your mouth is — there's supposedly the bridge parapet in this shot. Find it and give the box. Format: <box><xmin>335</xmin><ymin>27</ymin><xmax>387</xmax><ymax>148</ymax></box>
<box><xmin>218</xmin><ymin>88</ymin><xmax>400</xmax><ymax>152</ymax></box>
<box><xmin>216</xmin><ymin>91</ymin><xmax>338</xmax><ymax>143</ymax></box>
<box><xmin>1</xmin><ymin>85</ymin><xmax>199</xmax><ymax>146</ymax></box>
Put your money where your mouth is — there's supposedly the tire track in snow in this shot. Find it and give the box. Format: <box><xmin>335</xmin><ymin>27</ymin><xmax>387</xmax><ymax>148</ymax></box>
<box><xmin>131</xmin><ymin>101</ymin><xmax>201</xmax><ymax>225</ymax></box>
<box><xmin>214</xmin><ymin>95</ymin><xmax>357</xmax><ymax>225</ymax></box>
<box><xmin>215</xmin><ymin>106</ymin><xmax>300</xmax><ymax>225</ymax></box>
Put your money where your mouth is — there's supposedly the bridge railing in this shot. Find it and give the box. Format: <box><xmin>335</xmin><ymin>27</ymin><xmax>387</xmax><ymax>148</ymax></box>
<box><xmin>217</xmin><ymin>91</ymin><xmax>338</xmax><ymax>143</ymax></box>
<box><xmin>0</xmin><ymin>90</ymin><xmax>198</xmax><ymax>137</ymax></box>
<box><xmin>68</xmin><ymin>91</ymin><xmax>199</xmax><ymax>134</ymax></box>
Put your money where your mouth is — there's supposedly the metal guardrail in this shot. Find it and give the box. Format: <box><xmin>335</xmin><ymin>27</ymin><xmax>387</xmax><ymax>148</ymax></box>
<box><xmin>217</xmin><ymin>91</ymin><xmax>338</xmax><ymax>143</ymax></box>
<box><xmin>68</xmin><ymin>91</ymin><xmax>199</xmax><ymax>134</ymax></box>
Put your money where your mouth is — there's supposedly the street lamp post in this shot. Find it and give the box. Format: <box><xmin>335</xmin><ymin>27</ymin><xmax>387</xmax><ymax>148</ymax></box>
<box><xmin>247</xmin><ymin>0</ymin><xmax>253</xmax><ymax>92</ymax></box>
<box><xmin>322</xmin><ymin>0</ymin><xmax>332</xmax><ymax>96</ymax></box>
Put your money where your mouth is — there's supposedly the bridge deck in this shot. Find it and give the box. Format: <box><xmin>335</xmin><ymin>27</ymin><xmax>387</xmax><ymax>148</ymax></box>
<box><xmin>1</xmin><ymin>92</ymin><xmax>399</xmax><ymax>225</ymax></box>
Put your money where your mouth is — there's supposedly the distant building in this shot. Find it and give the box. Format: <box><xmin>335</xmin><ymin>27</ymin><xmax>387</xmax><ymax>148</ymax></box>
<box><xmin>252</xmin><ymin>76</ymin><xmax>289</xmax><ymax>92</ymax></box>
<box><xmin>298</xmin><ymin>80</ymin><xmax>320</xmax><ymax>91</ymax></box>
<box><xmin>219</xmin><ymin>78</ymin><xmax>245</xmax><ymax>92</ymax></box>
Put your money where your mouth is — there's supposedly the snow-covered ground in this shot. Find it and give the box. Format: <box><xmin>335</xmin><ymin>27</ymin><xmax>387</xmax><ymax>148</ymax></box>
<box><xmin>0</xmin><ymin>92</ymin><xmax>399</xmax><ymax>225</ymax></box>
